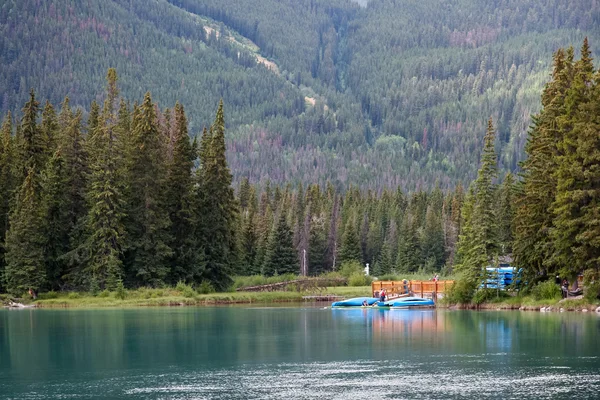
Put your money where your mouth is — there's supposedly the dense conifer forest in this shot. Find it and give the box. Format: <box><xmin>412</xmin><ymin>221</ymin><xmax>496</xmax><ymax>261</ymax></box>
<box><xmin>1</xmin><ymin>39</ymin><xmax>598</xmax><ymax>298</ymax></box>
<box><xmin>1</xmin><ymin>0</ymin><xmax>598</xmax><ymax>190</ymax></box>
<box><xmin>0</xmin><ymin>0</ymin><xmax>599</xmax><ymax>299</ymax></box>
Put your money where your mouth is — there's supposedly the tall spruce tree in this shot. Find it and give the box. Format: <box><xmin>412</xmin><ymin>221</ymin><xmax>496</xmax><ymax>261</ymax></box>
<box><xmin>514</xmin><ymin>49</ymin><xmax>572</xmax><ymax>280</ymax></box>
<box><xmin>0</xmin><ymin>113</ymin><xmax>14</xmax><ymax>292</ymax></box>
<box><xmin>455</xmin><ymin>119</ymin><xmax>499</xmax><ymax>284</ymax></box>
<box><xmin>126</xmin><ymin>92</ymin><xmax>172</xmax><ymax>286</ymax></box>
<box><xmin>4</xmin><ymin>169</ymin><xmax>46</xmax><ymax>295</ymax></box>
<box><xmin>263</xmin><ymin>212</ymin><xmax>298</xmax><ymax>276</ymax></box>
<box><xmin>198</xmin><ymin>100</ymin><xmax>237</xmax><ymax>290</ymax></box>
<box><xmin>82</xmin><ymin>69</ymin><xmax>127</xmax><ymax>290</ymax></box>
<box><xmin>551</xmin><ymin>39</ymin><xmax>597</xmax><ymax>280</ymax></box>
<box><xmin>165</xmin><ymin>103</ymin><xmax>200</xmax><ymax>284</ymax></box>
<box><xmin>339</xmin><ymin>217</ymin><xmax>362</xmax><ymax>264</ymax></box>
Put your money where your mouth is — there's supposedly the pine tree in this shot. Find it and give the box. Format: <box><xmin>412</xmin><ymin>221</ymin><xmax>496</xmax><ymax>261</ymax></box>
<box><xmin>126</xmin><ymin>92</ymin><xmax>172</xmax><ymax>286</ymax></box>
<box><xmin>4</xmin><ymin>169</ymin><xmax>46</xmax><ymax>295</ymax></box>
<box><xmin>0</xmin><ymin>113</ymin><xmax>14</xmax><ymax>292</ymax></box>
<box><xmin>454</xmin><ymin>119</ymin><xmax>499</xmax><ymax>285</ymax></box>
<box><xmin>40</xmin><ymin>100</ymin><xmax>59</xmax><ymax>164</ymax></box>
<box><xmin>263</xmin><ymin>212</ymin><xmax>298</xmax><ymax>276</ymax></box>
<box><xmin>514</xmin><ymin>48</ymin><xmax>572</xmax><ymax>280</ymax></box>
<box><xmin>308</xmin><ymin>213</ymin><xmax>327</xmax><ymax>275</ymax></box>
<box><xmin>16</xmin><ymin>89</ymin><xmax>43</xmax><ymax>181</ymax></box>
<box><xmin>39</xmin><ymin>149</ymin><xmax>69</xmax><ymax>290</ymax></box>
<box><xmin>396</xmin><ymin>211</ymin><xmax>421</xmax><ymax>273</ymax></box>
<box><xmin>551</xmin><ymin>39</ymin><xmax>597</xmax><ymax>279</ymax></box>
<box><xmin>497</xmin><ymin>173</ymin><xmax>516</xmax><ymax>255</ymax></box>
<box><xmin>81</xmin><ymin>70</ymin><xmax>127</xmax><ymax>290</ymax></box>
<box><xmin>197</xmin><ymin>100</ymin><xmax>237</xmax><ymax>290</ymax></box>
<box><xmin>165</xmin><ymin>103</ymin><xmax>200</xmax><ymax>284</ymax></box>
<box><xmin>339</xmin><ymin>217</ymin><xmax>362</xmax><ymax>264</ymax></box>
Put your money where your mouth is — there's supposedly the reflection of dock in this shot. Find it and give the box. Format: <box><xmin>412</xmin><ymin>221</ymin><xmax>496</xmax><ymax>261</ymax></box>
<box><xmin>372</xmin><ymin>280</ymin><xmax>454</xmax><ymax>301</ymax></box>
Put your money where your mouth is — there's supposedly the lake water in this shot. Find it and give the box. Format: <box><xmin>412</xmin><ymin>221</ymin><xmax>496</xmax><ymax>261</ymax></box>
<box><xmin>1</xmin><ymin>306</ymin><xmax>599</xmax><ymax>399</ymax></box>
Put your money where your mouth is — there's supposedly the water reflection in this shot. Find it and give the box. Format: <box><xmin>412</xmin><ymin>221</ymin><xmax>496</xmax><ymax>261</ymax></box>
<box><xmin>1</xmin><ymin>307</ymin><xmax>600</xmax><ymax>399</ymax></box>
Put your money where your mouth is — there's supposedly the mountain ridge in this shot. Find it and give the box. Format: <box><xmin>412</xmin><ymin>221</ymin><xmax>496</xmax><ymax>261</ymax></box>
<box><xmin>1</xmin><ymin>0</ymin><xmax>598</xmax><ymax>190</ymax></box>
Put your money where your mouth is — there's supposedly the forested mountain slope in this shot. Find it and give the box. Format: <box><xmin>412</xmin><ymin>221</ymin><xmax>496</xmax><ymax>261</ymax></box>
<box><xmin>1</xmin><ymin>0</ymin><xmax>598</xmax><ymax>189</ymax></box>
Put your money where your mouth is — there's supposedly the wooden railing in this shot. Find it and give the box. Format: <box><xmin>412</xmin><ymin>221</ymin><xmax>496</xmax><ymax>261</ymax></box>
<box><xmin>372</xmin><ymin>280</ymin><xmax>454</xmax><ymax>299</ymax></box>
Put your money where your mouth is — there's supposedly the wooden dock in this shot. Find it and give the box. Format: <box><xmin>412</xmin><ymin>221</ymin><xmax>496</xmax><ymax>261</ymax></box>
<box><xmin>372</xmin><ymin>280</ymin><xmax>454</xmax><ymax>301</ymax></box>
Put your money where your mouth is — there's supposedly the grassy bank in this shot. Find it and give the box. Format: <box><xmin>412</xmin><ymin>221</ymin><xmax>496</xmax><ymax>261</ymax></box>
<box><xmin>22</xmin><ymin>285</ymin><xmax>372</xmax><ymax>308</ymax></box>
<box><xmin>444</xmin><ymin>295</ymin><xmax>600</xmax><ymax>312</ymax></box>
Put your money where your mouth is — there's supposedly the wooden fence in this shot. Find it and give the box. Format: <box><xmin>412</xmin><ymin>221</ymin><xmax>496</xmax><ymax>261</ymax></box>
<box><xmin>372</xmin><ymin>280</ymin><xmax>454</xmax><ymax>300</ymax></box>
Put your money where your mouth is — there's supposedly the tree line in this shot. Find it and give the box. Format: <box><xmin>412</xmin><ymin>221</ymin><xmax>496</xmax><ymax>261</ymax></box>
<box><xmin>455</xmin><ymin>39</ymin><xmax>600</xmax><ymax>300</ymax></box>
<box><xmin>0</xmin><ymin>69</ymin><xmax>236</xmax><ymax>295</ymax></box>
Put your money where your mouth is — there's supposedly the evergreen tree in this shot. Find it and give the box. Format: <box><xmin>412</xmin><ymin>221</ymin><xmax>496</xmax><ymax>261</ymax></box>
<box><xmin>0</xmin><ymin>113</ymin><xmax>14</xmax><ymax>292</ymax></box>
<box><xmin>4</xmin><ymin>169</ymin><xmax>46</xmax><ymax>295</ymax></box>
<box><xmin>126</xmin><ymin>92</ymin><xmax>172</xmax><ymax>286</ymax></box>
<box><xmin>40</xmin><ymin>149</ymin><xmax>70</xmax><ymax>289</ymax></box>
<box><xmin>339</xmin><ymin>217</ymin><xmax>362</xmax><ymax>264</ymax></box>
<box><xmin>165</xmin><ymin>103</ymin><xmax>200</xmax><ymax>284</ymax></box>
<box><xmin>514</xmin><ymin>49</ymin><xmax>572</xmax><ymax>280</ymax></box>
<box><xmin>263</xmin><ymin>211</ymin><xmax>298</xmax><ymax>276</ymax></box>
<box><xmin>198</xmin><ymin>100</ymin><xmax>237</xmax><ymax>290</ymax></box>
<box><xmin>40</xmin><ymin>101</ymin><xmax>59</xmax><ymax>164</ymax></box>
<box><xmin>455</xmin><ymin>119</ymin><xmax>499</xmax><ymax>283</ymax></box>
<box><xmin>308</xmin><ymin>213</ymin><xmax>327</xmax><ymax>275</ymax></box>
<box><xmin>497</xmin><ymin>173</ymin><xmax>516</xmax><ymax>255</ymax></box>
<box><xmin>82</xmin><ymin>70</ymin><xmax>127</xmax><ymax>290</ymax></box>
<box><xmin>396</xmin><ymin>211</ymin><xmax>421</xmax><ymax>273</ymax></box>
<box><xmin>551</xmin><ymin>39</ymin><xmax>597</xmax><ymax>279</ymax></box>
<box><xmin>16</xmin><ymin>89</ymin><xmax>43</xmax><ymax>182</ymax></box>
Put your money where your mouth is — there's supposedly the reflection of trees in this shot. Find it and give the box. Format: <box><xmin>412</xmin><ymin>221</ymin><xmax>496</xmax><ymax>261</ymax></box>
<box><xmin>2</xmin><ymin>308</ymin><xmax>599</xmax><ymax>382</ymax></box>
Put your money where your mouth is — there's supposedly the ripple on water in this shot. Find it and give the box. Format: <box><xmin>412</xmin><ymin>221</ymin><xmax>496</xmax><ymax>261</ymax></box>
<box><xmin>117</xmin><ymin>358</ymin><xmax>600</xmax><ymax>400</ymax></box>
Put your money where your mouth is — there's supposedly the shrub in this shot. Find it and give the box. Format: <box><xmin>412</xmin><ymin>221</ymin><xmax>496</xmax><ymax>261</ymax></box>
<box><xmin>583</xmin><ymin>269</ymin><xmax>600</xmax><ymax>303</ymax></box>
<box><xmin>472</xmin><ymin>288</ymin><xmax>509</xmax><ymax>305</ymax></box>
<box><xmin>531</xmin><ymin>280</ymin><xmax>561</xmax><ymax>301</ymax></box>
<box><xmin>446</xmin><ymin>277</ymin><xmax>477</xmax><ymax>304</ymax></box>
<box><xmin>38</xmin><ymin>291</ymin><xmax>59</xmax><ymax>300</ymax></box>
<box><xmin>115</xmin><ymin>279</ymin><xmax>127</xmax><ymax>300</ymax></box>
<box><xmin>197</xmin><ymin>281</ymin><xmax>215</xmax><ymax>294</ymax></box>
<box><xmin>338</xmin><ymin>260</ymin><xmax>365</xmax><ymax>278</ymax></box>
<box><xmin>176</xmin><ymin>281</ymin><xmax>196</xmax><ymax>298</ymax></box>
<box><xmin>348</xmin><ymin>273</ymin><xmax>372</xmax><ymax>287</ymax></box>
<box><xmin>98</xmin><ymin>290</ymin><xmax>110</xmax><ymax>298</ymax></box>
<box><xmin>67</xmin><ymin>292</ymin><xmax>80</xmax><ymax>299</ymax></box>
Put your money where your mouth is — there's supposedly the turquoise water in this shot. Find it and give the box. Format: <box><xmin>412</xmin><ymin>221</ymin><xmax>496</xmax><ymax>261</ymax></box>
<box><xmin>1</xmin><ymin>306</ymin><xmax>599</xmax><ymax>399</ymax></box>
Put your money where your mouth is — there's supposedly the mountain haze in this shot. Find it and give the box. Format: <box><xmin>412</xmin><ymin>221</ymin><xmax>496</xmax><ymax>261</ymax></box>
<box><xmin>1</xmin><ymin>0</ymin><xmax>598</xmax><ymax>189</ymax></box>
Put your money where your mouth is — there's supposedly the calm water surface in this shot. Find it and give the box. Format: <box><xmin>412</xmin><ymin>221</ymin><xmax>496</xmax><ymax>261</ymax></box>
<box><xmin>1</xmin><ymin>306</ymin><xmax>599</xmax><ymax>399</ymax></box>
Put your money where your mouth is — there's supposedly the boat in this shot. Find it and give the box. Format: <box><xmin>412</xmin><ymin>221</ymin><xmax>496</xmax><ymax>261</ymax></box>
<box><xmin>331</xmin><ymin>297</ymin><xmax>380</xmax><ymax>307</ymax></box>
<box><xmin>380</xmin><ymin>296</ymin><xmax>435</xmax><ymax>308</ymax></box>
<box><xmin>331</xmin><ymin>296</ymin><xmax>434</xmax><ymax>308</ymax></box>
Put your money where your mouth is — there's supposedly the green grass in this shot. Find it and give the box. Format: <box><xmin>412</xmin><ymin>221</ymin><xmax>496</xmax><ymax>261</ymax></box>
<box><xmin>31</xmin><ymin>286</ymin><xmax>372</xmax><ymax>308</ymax></box>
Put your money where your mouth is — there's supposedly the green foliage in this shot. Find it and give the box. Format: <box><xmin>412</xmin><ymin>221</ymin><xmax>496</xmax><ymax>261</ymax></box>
<box><xmin>583</xmin><ymin>269</ymin><xmax>600</xmax><ymax>302</ymax></box>
<box><xmin>348</xmin><ymin>273</ymin><xmax>371</xmax><ymax>287</ymax></box>
<box><xmin>337</xmin><ymin>260</ymin><xmax>365</xmax><ymax>279</ymax></box>
<box><xmin>197</xmin><ymin>281</ymin><xmax>216</xmax><ymax>295</ymax></box>
<box><xmin>115</xmin><ymin>279</ymin><xmax>127</xmax><ymax>300</ymax></box>
<box><xmin>531</xmin><ymin>280</ymin><xmax>562</xmax><ymax>301</ymax></box>
<box><xmin>446</xmin><ymin>276</ymin><xmax>478</xmax><ymax>304</ymax></box>
<box><xmin>262</xmin><ymin>212</ymin><xmax>298</xmax><ymax>276</ymax></box>
<box><xmin>472</xmin><ymin>288</ymin><xmax>509</xmax><ymax>305</ymax></box>
<box><xmin>37</xmin><ymin>291</ymin><xmax>59</xmax><ymax>300</ymax></box>
<box><xmin>175</xmin><ymin>281</ymin><xmax>196</xmax><ymax>298</ymax></box>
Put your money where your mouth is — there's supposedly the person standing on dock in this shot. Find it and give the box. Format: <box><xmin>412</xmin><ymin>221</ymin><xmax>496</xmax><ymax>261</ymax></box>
<box><xmin>380</xmin><ymin>288</ymin><xmax>386</xmax><ymax>302</ymax></box>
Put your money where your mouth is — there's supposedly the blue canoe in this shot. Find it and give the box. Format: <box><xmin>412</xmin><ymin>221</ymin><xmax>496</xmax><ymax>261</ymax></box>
<box><xmin>332</xmin><ymin>296</ymin><xmax>434</xmax><ymax>308</ymax></box>
<box><xmin>378</xmin><ymin>297</ymin><xmax>435</xmax><ymax>308</ymax></box>
<box><xmin>331</xmin><ymin>297</ymin><xmax>380</xmax><ymax>307</ymax></box>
